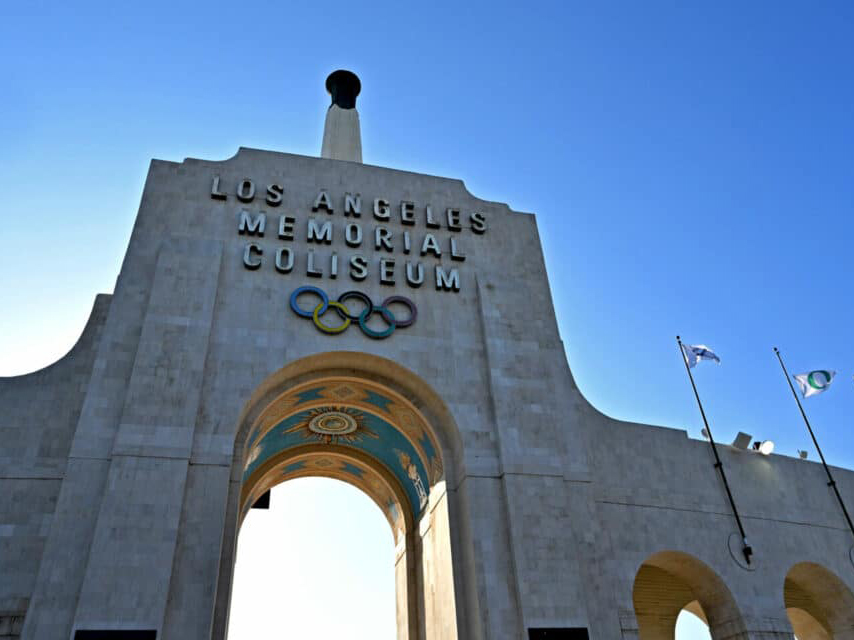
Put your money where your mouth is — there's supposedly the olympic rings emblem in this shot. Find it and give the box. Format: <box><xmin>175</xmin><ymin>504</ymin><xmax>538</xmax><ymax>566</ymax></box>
<box><xmin>289</xmin><ymin>286</ymin><xmax>417</xmax><ymax>339</ymax></box>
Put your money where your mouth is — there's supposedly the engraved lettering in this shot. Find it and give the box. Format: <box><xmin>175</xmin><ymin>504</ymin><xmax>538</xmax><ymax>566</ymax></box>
<box><xmin>312</xmin><ymin>190</ymin><xmax>334</xmax><ymax>213</ymax></box>
<box><xmin>211</xmin><ymin>176</ymin><xmax>227</xmax><ymax>200</ymax></box>
<box><xmin>243</xmin><ymin>243</ymin><xmax>262</xmax><ymax>270</ymax></box>
<box><xmin>345</xmin><ymin>223</ymin><xmax>363</xmax><ymax>247</ymax></box>
<box><xmin>450</xmin><ymin>237</ymin><xmax>466</xmax><ymax>261</ymax></box>
<box><xmin>420</xmin><ymin>233</ymin><xmax>441</xmax><ymax>257</ymax></box>
<box><xmin>380</xmin><ymin>258</ymin><xmax>395</xmax><ymax>285</ymax></box>
<box><xmin>349</xmin><ymin>255</ymin><xmax>368</xmax><ymax>281</ymax></box>
<box><xmin>278</xmin><ymin>215</ymin><xmax>295</xmax><ymax>240</ymax></box>
<box><xmin>446</xmin><ymin>208</ymin><xmax>462</xmax><ymax>231</ymax></box>
<box><xmin>275</xmin><ymin>247</ymin><xmax>293</xmax><ymax>273</ymax></box>
<box><xmin>344</xmin><ymin>193</ymin><xmax>362</xmax><ymax>217</ymax></box>
<box><xmin>266</xmin><ymin>183</ymin><xmax>284</xmax><ymax>206</ymax></box>
<box><xmin>435</xmin><ymin>266</ymin><xmax>460</xmax><ymax>291</ymax></box>
<box><xmin>238</xmin><ymin>211</ymin><xmax>266</xmax><ymax>236</ymax></box>
<box><xmin>373</xmin><ymin>198</ymin><xmax>390</xmax><ymax>220</ymax></box>
<box><xmin>307</xmin><ymin>219</ymin><xmax>333</xmax><ymax>244</ymax></box>
<box><xmin>406</xmin><ymin>262</ymin><xmax>424</xmax><ymax>287</ymax></box>
<box><xmin>470</xmin><ymin>211</ymin><xmax>487</xmax><ymax>234</ymax></box>
<box><xmin>375</xmin><ymin>226</ymin><xmax>393</xmax><ymax>251</ymax></box>
<box><xmin>425</xmin><ymin>205</ymin><xmax>440</xmax><ymax>228</ymax></box>
<box><xmin>307</xmin><ymin>250</ymin><xmax>323</xmax><ymax>277</ymax></box>
<box><xmin>237</xmin><ymin>179</ymin><xmax>256</xmax><ymax>203</ymax></box>
<box><xmin>400</xmin><ymin>201</ymin><xmax>416</xmax><ymax>225</ymax></box>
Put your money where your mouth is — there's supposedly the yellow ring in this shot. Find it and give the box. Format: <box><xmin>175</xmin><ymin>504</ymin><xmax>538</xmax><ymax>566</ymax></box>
<box><xmin>313</xmin><ymin>301</ymin><xmax>351</xmax><ymax>334</ymax></box>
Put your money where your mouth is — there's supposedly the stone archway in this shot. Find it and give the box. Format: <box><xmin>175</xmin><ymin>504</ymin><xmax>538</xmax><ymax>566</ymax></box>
<box><xmin>212</xmin><ymin>352</ymin><xmax>465</xmax><ymax>640</ymax></box>
<box><xmin>632</xmin><ymin>551</ymin><xmax>747</xmax><ymax>640</ymax></box>
<box><xmin>784</xmin><ymin>562</ymin><xmax>854</xmax><ymax>640</ymax></box>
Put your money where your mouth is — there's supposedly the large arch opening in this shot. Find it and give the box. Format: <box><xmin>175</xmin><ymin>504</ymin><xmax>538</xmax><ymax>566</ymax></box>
<box><xmin>228</xmin><ymin>478</ymin><xmax>397</xmax><ymax>639</ymax></box>
<box><xmin>784</xmin><ymin>562</ymin><xmax>854</xmax><ymax>640</ymax></box>
<box><xmin>214</xmin><ymin>352</ymin><xmax>464</xmax><ymax>640</ymax></box>
<box><xmin>632</xmin><ymin>551</ymin><xmax>746</xmax><ymax>640</ymax></box>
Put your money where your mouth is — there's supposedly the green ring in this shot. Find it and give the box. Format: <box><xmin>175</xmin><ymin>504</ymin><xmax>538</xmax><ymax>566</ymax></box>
<box><xmin>358</xmin><ymin>306</ymin><xmax>396</xmax><ymax>339</ymax></box>
<box><xmin>807</xmin><ymin>370</ymin><xmax>832</xmax><ymax>390</ymax></box>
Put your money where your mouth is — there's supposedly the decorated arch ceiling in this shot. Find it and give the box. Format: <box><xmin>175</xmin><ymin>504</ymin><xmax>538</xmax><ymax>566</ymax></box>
<box><xmin>241</xmin><ymin>446</ymin><xmax>410</xmax><ymax>541</ymax></box>
<box><xmin>241</xmin><ymin>378</ymin><xmax>444</xmax><ymax>529</ymax></box>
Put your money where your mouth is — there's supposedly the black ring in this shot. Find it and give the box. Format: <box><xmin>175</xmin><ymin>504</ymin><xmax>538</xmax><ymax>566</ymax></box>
<box><xmin>336</xmin><ymin>291</ymin><xmax>374</xmax><ymax>320</ymax></box>
<box><xmin>381</xmin><ymin>296</ymin><xmax>417</xmax><ymax>328</ymax></box>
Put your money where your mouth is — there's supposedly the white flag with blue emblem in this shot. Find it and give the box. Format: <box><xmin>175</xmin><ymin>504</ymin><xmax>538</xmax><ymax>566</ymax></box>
<box><xmin>682</xmin><ymin>344</ymin><xmax>721</xmax><ymax>368</ymax></box>
<box><xmin>793</xmin><ymin>370</ymin><xmax>836</xmax><ymax>398</ymax></box>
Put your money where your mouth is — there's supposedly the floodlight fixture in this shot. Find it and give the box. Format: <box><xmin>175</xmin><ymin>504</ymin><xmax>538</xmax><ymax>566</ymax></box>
<box><xmin>701</xmin><ymin>428</ymin><xmax>710</xmax><ymax>440</ymax></box>
<box><xmin>752</xmin><ymin>440</ymin><xmax>775</xmax><ymax>455</ymax></box>
<box><xmin>732</xmin><ymin>432</ymin><xmax>753</xmax><ymax>450</ymax></box>
<box><xmin>798</xmin><ymin>450</ymin><xmax>809</xmax><ymax>460</ymax></box>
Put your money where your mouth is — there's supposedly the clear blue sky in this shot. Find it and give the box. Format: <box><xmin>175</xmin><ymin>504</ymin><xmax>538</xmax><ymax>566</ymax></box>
<box><xmin>1</xmin><ymin>2</ymin><xmax>852</xmax><ymax>638</ymax></box>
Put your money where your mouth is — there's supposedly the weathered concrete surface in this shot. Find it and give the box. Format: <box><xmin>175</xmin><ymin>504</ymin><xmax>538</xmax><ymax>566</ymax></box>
<box><xmin>1</xmin><ymin>146</ymin><xmax>852</xmax><ymax>640</ymax></box>
<box><xmin>321</xmin><ymin>104</ymin><xmax>363</xmax><ymax>163</ymax></box>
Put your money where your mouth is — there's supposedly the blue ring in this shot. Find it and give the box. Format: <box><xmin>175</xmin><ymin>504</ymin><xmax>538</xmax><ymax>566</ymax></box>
<box><xmin>290</xmin><ymin>286</ymin><xmax>328</xmax><ymax>318</ymax></box>
<box><xmin>358</xmin><ymin>306</ymin><xmax>397</xmax><ymax>339</ymax></box>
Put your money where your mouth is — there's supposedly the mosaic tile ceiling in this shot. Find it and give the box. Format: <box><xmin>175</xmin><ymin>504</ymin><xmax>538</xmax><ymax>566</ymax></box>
<box><xmin>243</xmin><ymin>380</ymin><xmax>443</xmax><ymax>523</ymax></box>
<box><xmin>243</xmin><ymin>448</ymin><xmax>408</xmax><ymax>539</ymax></box>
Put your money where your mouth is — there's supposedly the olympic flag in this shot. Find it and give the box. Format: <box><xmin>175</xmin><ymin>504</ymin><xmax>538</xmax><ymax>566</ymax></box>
<box><xmin>793</xmin><ymin>370</ymin><xmax>836</xmax><ymax>398</ymax></box>
<box><xmin>774</xmin><ymin>349</ymin><xmax>854</xmax><ymax>540</ymax></box>
<box><xmin>681</xmin><ymin>344</ymin><xmax>721</xmax><ymax>368</ymax></box>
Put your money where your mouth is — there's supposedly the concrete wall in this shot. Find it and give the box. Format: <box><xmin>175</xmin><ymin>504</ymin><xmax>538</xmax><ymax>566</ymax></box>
<box><xmin>1</xmin><ymin>148</ymin><xmax>852</xmax><ymax>639</ymax></box>
<box><xmin>0</xmin><ymin>294</ymin><xmax>109</xmax><ymax>638</ymax></box>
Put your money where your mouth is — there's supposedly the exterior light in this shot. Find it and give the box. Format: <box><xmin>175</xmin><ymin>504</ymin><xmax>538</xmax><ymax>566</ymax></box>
<box><xmin>798</xmin><ymin>450</ymin><xmax>809</xmax><ymax>460</ymax></box>
<box><xmin>752</xmin><ymin>440</ymin><xmax>775</xmax><ymax>455</ymax></box>
<box><xmin>732</xmin><ymin>432</ymin><xmax>752</xmax><ymax>450</ymax></box>
<box><xmin>701</xmin><ymin>428</ymin><xmax>710</xmax><ymax>439</ymax></box>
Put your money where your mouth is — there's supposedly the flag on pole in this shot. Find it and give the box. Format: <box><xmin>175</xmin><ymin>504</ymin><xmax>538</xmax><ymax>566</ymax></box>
<box><xmin>681</xmin><ymin>344</ymin><xmax>721</xmax><ymax>368</ymax></box>
<box><xmin>793</xmin><ymin>370</ymin><xmax>836</xmax><ymax>398</ymax></box>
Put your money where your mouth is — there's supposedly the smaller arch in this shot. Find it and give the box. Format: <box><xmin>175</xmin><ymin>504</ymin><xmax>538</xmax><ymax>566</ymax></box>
<box><xmin>682</xmin><ymin>601</ymin><xmax>708</xmax><ymax>626</ymax></box>
<box><xmin>632</xmin><ymin>551</ymin><xmax>747</xmax><ymax>640</ymax></box>
<box><xmin>785</xmin><ymin>562</ymin><xmax>854</xmax><ymax>640</ymax></box>
<box><xmin>676</xmin><ymin>603</ymin><xmax>711</xmax><ymax>640</ymax></box>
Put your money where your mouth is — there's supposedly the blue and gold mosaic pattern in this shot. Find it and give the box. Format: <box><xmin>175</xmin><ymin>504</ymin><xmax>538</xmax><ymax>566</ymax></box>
<box><xmin>242</xmin><ymin>379</ymin><xmax>443</xmax><ymax>521</ymax></box>
<box><xmin>241</xmin><ymin>450</ymin><xmax>408</xmax><ymax>540</ymax></box>
<box><xmin>244</xmin><ymin>406</ymin><xmax>429</xmax><ymax>516</ymax></box>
